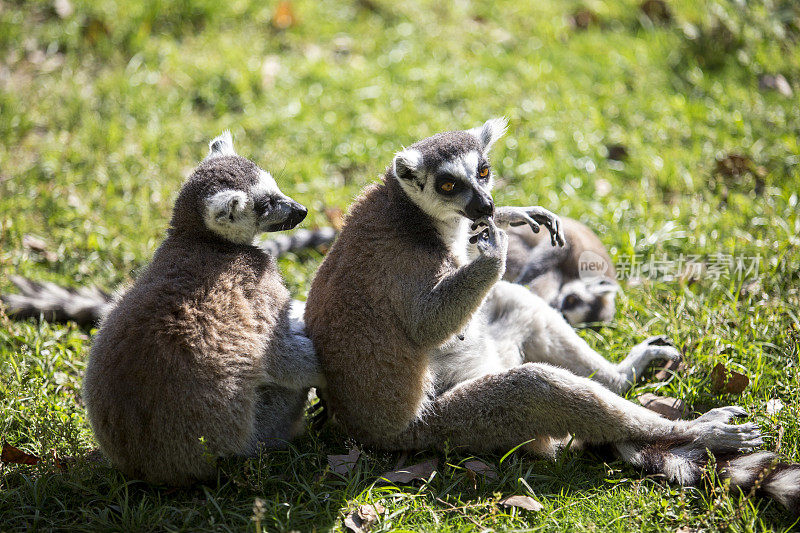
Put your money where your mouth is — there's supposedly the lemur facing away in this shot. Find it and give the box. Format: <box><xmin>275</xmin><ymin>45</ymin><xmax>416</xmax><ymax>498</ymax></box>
<box><xmin>81</xmin><ymin>133</ymin><xmax>324</xmax><ymax>486</ymax></box>
<box><xmin>304</xmin><ymin>119</ymin><xmax>799</xmax><ymax>513</ymax></box>
<box><xmin>503</xmin><ymin>217</ymin><xmax>619</xmax><ymax>326</ymax></box>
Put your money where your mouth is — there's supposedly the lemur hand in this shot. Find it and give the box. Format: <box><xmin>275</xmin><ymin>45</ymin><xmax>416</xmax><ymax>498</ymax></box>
<box><xmin>494</xmin><ymin>206</ymin><xmax>566</xmax><ymax>248</ymax></box>
<box><xmin>469</xmin><ymin>216</ymin><xmax>508</xmax><ymax>263</ymax></box>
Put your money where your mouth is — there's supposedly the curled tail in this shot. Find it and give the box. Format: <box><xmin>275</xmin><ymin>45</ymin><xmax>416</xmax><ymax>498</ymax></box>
<box><xmin>1</xmin><ymin>275</ymin><xmax>112</xmax><ymax>327</ymax></box>
<box><xmin>616</xmin><ymin>442</ymin><xmax>800</xmax><ymax>515</ymax></box>
<box><xmin>255</xmin><ymin>227</ymin><xmax>336</xmax><ymax>257</ymax></box>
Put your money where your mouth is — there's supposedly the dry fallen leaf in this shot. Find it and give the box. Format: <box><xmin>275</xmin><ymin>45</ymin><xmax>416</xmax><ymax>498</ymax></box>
<box><xmin>569</xmin><ymin>8</ymin><xmax>598</xmax><ymax>30</ymax></box>
<box><xmin>654</xmin><ymin>358</ymin><xmax>686</xmax><ymax>381</ymax></box>
<box><xmin>710</xmin><ymin>362</ymin><xmax>750</xmax><ymax>395</ymax></box>
<box><xmin>343</xmin><ymin>503</ymin><xmax>385</xmax><ymax>533</ymax></box>
<box><xmin>328</xmin><ymin>448</ymin><xmax>360</xmax><ymax>476</ymax></box>
<box><xmin>499</xmin><ymin>495</ymin><xmax>543</xmax><ymax>512</ymax></box>
<box><xmin>272</xmin><ymin>1</ymin><xmax>296</xmax><ymax>30</ymax></box>
<box><xmin>605</xmin><ymin>143</ymin><xmax>629</xmax><ymax>161</ymax></box>
<box><xmin>22</xmin><ymin>234</ymin><xmax>57</xmax><ymax>262</ymax></box>
<box><xmin>640</xmin><ymin>0</ymin><xmax>672</xmax><ymax>24</ymax></box>
<box><xmin>463</xmin><ymin>459</ymin><xmax>498</xmax><ymax>480</ymax></box>
<box><xmin>379</xmin><ymin>459</ymin><xmax>437</xmax><ymax>484</ymax></box>
<box><xmin>766</xmin><ymin>399</ymin><xmax>784</xmax><ymax>415</ymax></box>
<box><xmin>1</xmin><ymin>442</ymin><xmax>40</xmax><ymax>465</ymax></box>
<box><xmin>638</xmin><ymin>393</ymin><xmax>686</xmax><ymax>420</ymax></box>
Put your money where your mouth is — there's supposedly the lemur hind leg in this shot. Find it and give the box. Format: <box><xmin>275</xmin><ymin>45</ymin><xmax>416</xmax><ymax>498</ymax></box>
<box><xmin>384</xmin><ymin>363</ymin><xmax>760</xmax><ymax>457</ymax></box>
<box><xmin>485</xmin><ymin>281</ymin><xmax>680</xmax><ymax>394</ymax></box>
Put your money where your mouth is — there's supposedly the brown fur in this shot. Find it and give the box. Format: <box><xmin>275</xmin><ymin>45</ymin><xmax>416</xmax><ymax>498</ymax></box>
<box><xmin>83</xmin><ymin>153</ymin><xmax>313</xmax><ymax>485</ymax></box>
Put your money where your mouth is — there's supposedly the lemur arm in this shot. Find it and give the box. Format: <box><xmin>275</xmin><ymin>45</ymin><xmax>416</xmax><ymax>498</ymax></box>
<box><xmin>403</xmin><ymin>254</ymin><xmax>503</xmax><ymax>348</ymax></box>
<box><xmin>263</xmin><ymin>302</ymin><xmax>326</xmax><ymax>389</ymax></box>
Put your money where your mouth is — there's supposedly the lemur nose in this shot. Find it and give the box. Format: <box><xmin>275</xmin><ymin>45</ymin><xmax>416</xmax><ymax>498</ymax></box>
<box><xmin>465</xmin><ymin>191</ymin><xmax>494</xmax><ymax>220</ymax></box>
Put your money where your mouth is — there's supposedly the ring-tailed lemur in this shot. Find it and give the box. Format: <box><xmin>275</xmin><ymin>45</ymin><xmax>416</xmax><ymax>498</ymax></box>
<box><xmin>81</xmin><ymin>133</ymin><xmax>324</xmax><ymax>485</ymax></box>
<box><xmin>304</xmin><ymin>119</ymin><xmax>798</xmax><ymax>514</ymax></box>
<box><xmin>1</xmin><ymin>229</ymin><xmax>335</xmax><ymax>328</ymax></box>
<box><xmin>503</xmin><ymin>217</ymin><xmax>619</xmax><ymax>326</ymax></box>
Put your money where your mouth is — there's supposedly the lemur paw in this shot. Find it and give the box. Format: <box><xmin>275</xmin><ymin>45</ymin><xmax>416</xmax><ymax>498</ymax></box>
<box><xmin>494</xmin><ymin>206</ymin><xmax>566</xmax><ymax>247</ymax></box>
<box><xmin>469</xmin><ymin>216</ymin><xmax>508</xmax><ymax>263</ymax></box>
<box><xmin>696</xmin><ymin>405</ymin><xmax>748</xmax><ymax>424</ymax></box>
<box><xmin>688</xmin><ymin>417</ymin><xmax>763</xmax><ymax>453</ymax></box>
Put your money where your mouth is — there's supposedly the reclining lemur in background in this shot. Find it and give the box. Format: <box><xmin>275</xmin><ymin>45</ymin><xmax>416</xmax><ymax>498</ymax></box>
<box><xmin>304</xmin><ymin>118</ymin><xmax>800</xmax><ymax>514</ymax></box>
<box><xmin>78</xmin><ymin>133</ymin><xmax>324</xmax><ymax>485</ymax></box>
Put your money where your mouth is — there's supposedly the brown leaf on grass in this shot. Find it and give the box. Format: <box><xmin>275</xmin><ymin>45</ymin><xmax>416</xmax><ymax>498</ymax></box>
<box><xmin>638</xmin><ymin>393</ymin><xmax>686</xmax><ymax>420</ymax></box>
<box><xmin>343</xmin><ymin>503</ymin><xmax>386</xmax><ymax>533</ymax></box>
<box><xmin>22</xmin><ymin>234</ymin><xmax>57</xmax><ymax>262</ymax></box>
<box><xmin>1</xmin><ymin>442</ymin><xmax>40</xmax><ymax>465</ymax></box>
<box><xmin>640</xmin><ymin>0</ymin><xmax>672</xmax><ymax>24</ymax></box>
<box><xmin>328</xmin><ymin>448</ymin><xmax>360</xmax><ymax>476</ymax></box>
<box><xmin>654</xmin><ymin>358</ymin><xmax>686</xmax><ymax>381</ymax></box>
<box><xmin>759</xmin><ymin>74</ymin><xmax>793</xmax><ymax>97</ymax></box>
<box><xmin>569</xmin><ymin>8</ymin><xmax>598</xmax><ymax>30</ymax></box>
<box><xmin>324</xmin><ymin>207</ymin><xmax>345</xmax><ymax>232</ymax></box>
<box><xmin>379</xmin><ymin>458</ymin><xmax>437</xmax><ymax>484</ymax></box>
<box><xmin>499</xmin><ymin>495</ymin><xmax>544</xmax><ymax>512</ymax></box>
<box><xmin>605</xmin><ymin>143</ymin><xmax>629</xmax><ymax>161</ymax></box>
<box><xmin>272</xmin><ymin>1</ymin><xmax>296</xmax><ymax>30</ymax></box>
<box><xmin>710</xmin><ymin>362</ymin><xmax>750</xmax><ymax>395</ymax></box>
<box><xmin>463</xmin><ymin>459</ymin><xmax>498</xmax><ymax>480</ymax></box>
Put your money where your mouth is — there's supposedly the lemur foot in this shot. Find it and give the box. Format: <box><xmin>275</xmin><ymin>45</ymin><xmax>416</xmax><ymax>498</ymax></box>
<box><xmin>629</xmin><ymin>335</ymin><xmax>682</xmax><ymax>365</ymax></box>
<box><xmin>683</xmin><ymin>407</ymin><xmax>762</xmax><ymax>453</ymax></box>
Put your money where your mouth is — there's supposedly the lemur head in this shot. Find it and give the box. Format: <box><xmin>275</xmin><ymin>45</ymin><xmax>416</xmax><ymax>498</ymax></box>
<box><xmin>557</xmin><ymin>277</ymin><xmax>619</xmax><ymax>326</ymax></box>
<box><xmin>170</xmin><ymin>132</ymin><xmax>307</xmax><ymax>245</ymax></box>
<box><xmin>391</xmin><ymin>118</ymin><xmax>508</xmax><ymax>223</ymax></box>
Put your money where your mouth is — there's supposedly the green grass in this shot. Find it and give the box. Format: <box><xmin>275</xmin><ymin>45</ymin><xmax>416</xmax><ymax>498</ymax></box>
<box><xmin>1</xmin><ymin>0</ymin><xmax>799</xmax><ymax>530</ymax></box>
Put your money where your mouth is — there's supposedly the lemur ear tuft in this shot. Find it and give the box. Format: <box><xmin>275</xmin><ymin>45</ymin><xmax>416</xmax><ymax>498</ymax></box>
<box><xmin>469</xmin><ymin>117</ymin><xmax>508</xmax><ymax>153</ymax></box>
<box><xmin>206</xmin><ymin>130</ymin><xmax>236</xmax><ymax>159</ymax></box>
<box><xmin>588</xmin><ymin>278</ymin><xmax>620</xmax><ymax>296</ymax></box>
<box><xmin>392</xmin><ymin>148</ymin><xmax>423</xmax><ymax>181</ymax></box>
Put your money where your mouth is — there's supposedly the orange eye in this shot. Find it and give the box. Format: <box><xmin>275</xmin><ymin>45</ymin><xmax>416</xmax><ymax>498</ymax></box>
<box><xmin>440</xmin><ymin>181</ymin><xmax>455</xmax><ymax>192</ymax></box>
<box><xmin>479</xmin><ymin>167</ymin><xmax>489</xmax><ymax>178</ymax></box>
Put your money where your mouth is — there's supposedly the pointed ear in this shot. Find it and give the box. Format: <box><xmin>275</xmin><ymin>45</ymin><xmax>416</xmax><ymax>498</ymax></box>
<box><xmin>392</xmin><ymin>148</ymin><xmax>423</xmax><ymax>181</ymax></box>
<box><xmin>469</xmin><ymin>117</ymin><xmax>508</xmax><ymax>153</ymax></box>
<box><xmin>206</xmin><ymin>130</ymin><xmax>236</xmax><ymax>159</ymax></box>
<box><xmin>588</xmin><ymin>277</ymin><xmax>620</xmax><ymax>296</ymax></box>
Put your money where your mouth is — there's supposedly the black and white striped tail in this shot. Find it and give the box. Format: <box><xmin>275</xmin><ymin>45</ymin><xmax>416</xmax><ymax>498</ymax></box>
<box><xmin>1</xmin><ymin>275</ymin><xmax>112</xmax><ymax>327</ymax></box>
<box><xmin>616</xmin><ymin>441</ymin><xmax>800</xmax><ymax>515</ymax></box>
<box><xmin>2</xmin><ymin>227</ymin><xmax>337</xmax><ymax>326</ymax></box>
<box><xmin>255</xmin><ymin>227</ymin><xmax>336</xmax><ymax>257</ymax></box>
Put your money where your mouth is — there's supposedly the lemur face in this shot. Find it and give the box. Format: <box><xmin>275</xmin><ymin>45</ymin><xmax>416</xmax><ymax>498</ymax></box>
<box><xmin>177</xmin><ymin>132</ymin><xmax>307</xmax><ymax>245</ymax></box>
<box><xmin>392</xmin><ymin>118</ymin><xmax>508</xmax><ymax>223</ymax></box>
<box><xmin>558</xmin><ymin>277</ymin><xmax>619</xmax><ymax>326</ymax></box>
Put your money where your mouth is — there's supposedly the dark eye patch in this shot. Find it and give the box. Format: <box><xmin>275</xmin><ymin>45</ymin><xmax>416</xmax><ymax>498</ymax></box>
<box><xmin>434</xmin><ymin>174</ymin><xmax>462</xmax><ymax>195</ymax></box>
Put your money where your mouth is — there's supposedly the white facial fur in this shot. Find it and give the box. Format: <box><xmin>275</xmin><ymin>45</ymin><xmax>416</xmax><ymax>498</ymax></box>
<box><xmin>559</xmin><ymin>278</ymin><xmax>619</xmax><ymax>325</ymax></box>
<box><xmin>204</xmin><ymin>189</ymin><xmax>258</xmax><ymax>244</ymax></box>
<box><xmin>391</xmin><ymin>118</ymin><xmax>508</xmax><ymax>264</ymax></box>
<box><xmin>200</xmin><ymin>133</ymin><xmax>297</xmax><ymax>244</ymax></box>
